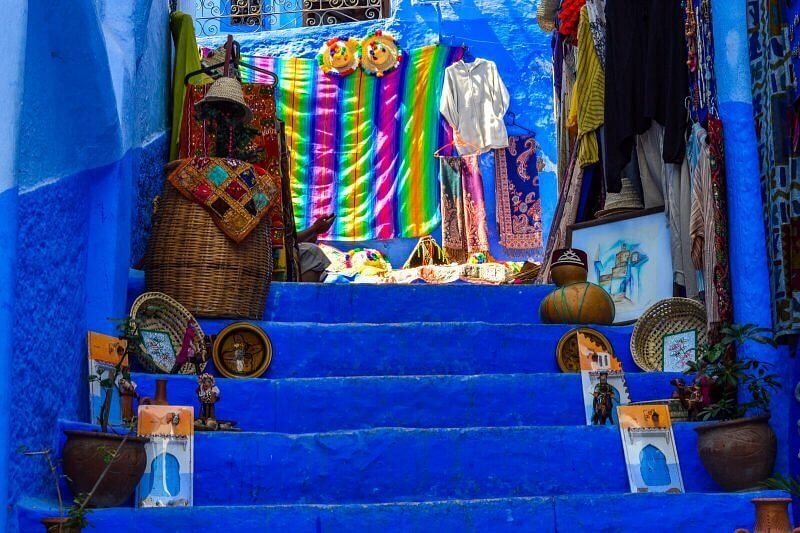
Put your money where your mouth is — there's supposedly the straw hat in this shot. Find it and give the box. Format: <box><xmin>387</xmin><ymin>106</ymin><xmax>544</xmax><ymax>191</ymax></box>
<box><xmin>195</xmin><ymin>77</ymin><xmax>253</xmax><ymax>123</ymax></box>
<box><xmin>536</xmin><ymin>0</ymin><xmax>558</xmax><ymax>32</ymax></box>
<box><xmin>595</xmin><ymin>178</ymin><xmax>644</xmax><ymax>218</ymax></box>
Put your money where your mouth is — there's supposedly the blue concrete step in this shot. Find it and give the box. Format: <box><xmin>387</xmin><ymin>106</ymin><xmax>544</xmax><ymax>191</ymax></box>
<box><xmin>128</xmin><ymin>270</ymin><xmax>553</xmax><ymax>324</ymax></box>
<box><xmin>133</xmin><ymin>372</ymin><xmax>681</xmax><ymax>433</ymax></box>
<box><xmin>191</xmin><ymin>321</ymin><xmax>639</xmax><ymax>377</ymax></box>
<box><xmin>17</xmin><ymin>492</ymin><xmax>779</xmax><ymax>533</ymax></box>
<box><xmin>180</xmin><ymin>424</ymin><xmax>719</xmax><ymax>505</ymax></box>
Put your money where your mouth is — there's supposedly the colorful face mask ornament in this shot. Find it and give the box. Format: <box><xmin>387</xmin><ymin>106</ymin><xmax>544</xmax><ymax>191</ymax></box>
<box><xmin>360</xmin><ymin>31</ymin><xmax>402</xmax><ymax>77</ymax></box>
<box><xmin>317</xmin><ymin>37</ymin><xmax>361</xmax><ymax>77</ymax></box>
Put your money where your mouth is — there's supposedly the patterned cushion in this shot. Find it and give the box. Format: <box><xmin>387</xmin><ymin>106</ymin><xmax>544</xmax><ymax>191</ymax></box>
<box><xmin>169</xmin><ymin>157</ymin><xmax>280</xmax><ymax>243</ymax></box>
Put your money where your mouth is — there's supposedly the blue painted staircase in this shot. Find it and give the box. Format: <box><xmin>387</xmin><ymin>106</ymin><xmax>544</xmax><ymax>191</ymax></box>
<box><xmin>17</xmin><ymin>280</ymin><xmax>776</xmax><ymax>531</ymax></box>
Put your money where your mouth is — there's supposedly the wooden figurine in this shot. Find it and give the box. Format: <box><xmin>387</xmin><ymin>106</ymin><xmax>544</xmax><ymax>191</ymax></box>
<box><xmin>196</xmin><ymin>373</ymin><xmax>220</xmax><ymax>430</ymax></box>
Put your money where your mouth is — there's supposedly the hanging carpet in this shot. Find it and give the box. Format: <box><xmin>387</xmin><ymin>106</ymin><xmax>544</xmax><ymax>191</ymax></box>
<box><xmin>239</xmin><ymin>45</ymin><xmax>464</xmax><ymax>241</ymax></box>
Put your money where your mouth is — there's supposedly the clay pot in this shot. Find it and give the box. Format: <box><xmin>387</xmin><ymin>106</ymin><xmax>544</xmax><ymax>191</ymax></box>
<box><xmin>734</xmin><ymin>498</ymin><xmax>800</xmax><ymax>533</ymax></box>
<box><xmin>550</xmin><ymin>263</ymin><xmax>588</xmax><ymax>286</ymax></box>
<box><xmin>61</xmin><ymin>430</ymin><xmax>149</xmax><ymax>508</ymax></box>
<box><xmin>41</xmin><ymin>517</ymin><xmax>81</xmax><ymax>533</ymax></box>
<box><xmin>694</xmin><ymin>415</ymin><xmax>777</xmax><ymax>492</ymax></box>
<box><xmin>539</xmin><ymin>282</ymin><xmax>615</xmax><ymax>325</ymax></box>
<box><xmin>141</xmin><ymin>379</ymin><xmax>169</xmax><ymax>406</ymax></box>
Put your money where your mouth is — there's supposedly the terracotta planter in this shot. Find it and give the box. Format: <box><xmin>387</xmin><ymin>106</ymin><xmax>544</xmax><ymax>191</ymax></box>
<box><xmin>61</xmin><ymin>430</ymin><xmax>149</xmax><ymax>508</ymax></box>
<box><xmin>41</xmin><ymin>517</ymin><xmax>81</xmax><ymax>533</ymax></box>
<box><xmin>694</xmin><ymin>415</ymin><xmax>776</xmax><ymax>492</ymax></box>
<box><xmin>734</xmin><ymin>498</ymin><xmax>800</xmax><ymax>533</ymax></box>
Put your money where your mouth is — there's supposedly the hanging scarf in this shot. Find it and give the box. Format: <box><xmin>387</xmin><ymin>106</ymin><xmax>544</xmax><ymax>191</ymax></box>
<box><xmin>494</xmin><ymin>135</ymin><xmax>544</xmax><ymax>260</ymax></box>
<box><xmin>439</xmin><ymin>155</ymin><xmax>489</xmax><ymax>263</ymax></box>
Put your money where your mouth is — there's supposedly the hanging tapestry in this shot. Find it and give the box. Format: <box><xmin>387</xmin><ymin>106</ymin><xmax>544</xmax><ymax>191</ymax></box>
<box><xmin>493</xmin><ymin>135</ymin><xmax>544</xmax><ymax>260</ymax></box>
<box><xmin>239</xmin><ymin>45</ymin><xmax>464</xmax><ymax>241</ymax></box>
<box><xmin>179</xmin><ymin>82</ymin><xmax>285</xmax><ymax>248</ymax></box>
<box><xmin>747</xmin><ymin>0</ymin><xmax>800</xmax><ymax>340</ymax></box>
<box><xmin>439</xmin><ymin>155</ymin><xmax>490</xmax><ymax>263</ymax></box>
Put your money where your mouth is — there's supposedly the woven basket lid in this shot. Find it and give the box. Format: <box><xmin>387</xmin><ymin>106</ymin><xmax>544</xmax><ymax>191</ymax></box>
<box><xmin>195</xmin><ymin>77</ymin><xmax>253</xmax><ymax>122</ymax></box>
<box><xmin>596</xmin><ymin>178</ymin><xmax>644</xmax><ymax>218</ymax></box>
<box><xmin>536</xmin><ymin>0</ymin><xmax>558</xmax><ymax>32</ymax></box>
<box><xmin>630</xmin><ymin>297</ymin><xmax>708</xmax><ymax>372</ymax></box>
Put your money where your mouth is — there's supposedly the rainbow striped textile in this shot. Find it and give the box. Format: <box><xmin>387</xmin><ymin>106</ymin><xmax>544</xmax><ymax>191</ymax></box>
<box><xmin>240</xmin><ymin>45</ymin><xmax>464</xmax><ymax>240</ymax></box>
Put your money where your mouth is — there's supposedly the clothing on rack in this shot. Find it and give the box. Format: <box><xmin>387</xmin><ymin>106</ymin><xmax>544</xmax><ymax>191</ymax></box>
<box><xmin>169</xmin><ymin>11</ymin><xmax>205</xmax><ymax>161</ymax></box>
<box><xmin>440</xmin><ymin>58</ymin><xmax>510</xmax><ymax>155</ymax></box>
<box><xmin>494</xmin><ymin>135</ymin><xmax>544</xmax><ymax>259</ymax></box>
<box><xmin>439</xmin><ymin>155</ymin><xmax>490</xmax><ymax>263</ymax></box>
<box><xmin>604</xmin><ymin>0</ymin><xmax>688</xmax><ymax>193</ymax></box>
<box><xmin>575</xmin><ymin>5</ymin><xmax>605</xmax><ymax>168</ymax></box>
<box><xmin>585</xmin><ymin>0</ymin><xmax>607</xmax><ymax>68</ymax></box>
<box><xmin>559</xmin><ymin>0</ymin><xmax>587</xmax><ymax>41</ymax></box>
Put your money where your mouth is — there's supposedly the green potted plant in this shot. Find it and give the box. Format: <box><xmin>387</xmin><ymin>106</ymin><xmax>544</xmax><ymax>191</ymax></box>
<box><xmin>19</xmin><ymin>447</ymin><xmax>90</xmax><ymax>532</ymax></box>
<box><xmin>685</xmin><ymin>324</ymin><xmax>781</xmax><ymax>492</ymax></box>
<box><xmin>61</xmin><ymin>318</ymin><xmax>149</xmax><ymax>508</ymax></box>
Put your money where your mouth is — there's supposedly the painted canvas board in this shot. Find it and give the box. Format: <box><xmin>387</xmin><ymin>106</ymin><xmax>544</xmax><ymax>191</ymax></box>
<box><xmin>87</xmin><ymin>332</ymin><xmax>128</xmax><ymax>427</ymax></box>
<box><xmin>662</xmin><ymin>329</ymin><xmax>697</xmax><ymax>372</ymax></box>
<box><xmin>617</xmin><ymin>404</ymin><xmax>684</xmax><ymax>493</ymax></box>
<box><xmin>577</xmin><ymin>330</ymin><xmax>630</xmax><ymax>426</ymax></box>
<box><xmin>137</xmin><ymin>405</ymin><xmax>194</xmax><ymax>508</ymax></box>
<box><xmin>570</xmin><ymin>212</ymin><xmax>673</xmax><ymax>323</ymax></box>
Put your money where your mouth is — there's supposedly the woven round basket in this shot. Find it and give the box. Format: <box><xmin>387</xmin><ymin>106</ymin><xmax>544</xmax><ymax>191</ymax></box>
<box><xmin>630</xmin><ymin>297</ymin><xmax>708</xmax><ymax>372</ymax></box>
<box><xmin>129</xmin><ymin>292</ymin><xmax>208</xmax><ymax>374</ymax></box>
<box><xmin>144</xmin><ymin>184</ymin><xmax>272</xmax><ymax>320</ymax></box>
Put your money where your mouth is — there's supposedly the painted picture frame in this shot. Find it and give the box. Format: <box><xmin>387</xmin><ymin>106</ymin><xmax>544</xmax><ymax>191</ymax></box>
<box><xmin>577</xmin><ymin>330</ymin><xmax>630</xmax><ymax>426</ymax></box>
<box><xmin>661</xmin><ymin>329</ymin><xmax>697</xmax><ymax>373</ymax></box>
<box><xmin>567</xmin><ymin>209</ymin><xmax>673</xmax><ymax>324</ymax></box>
<box><xmin>137</xmin><ymin>405</ymin><xmax>194</xmax><ymax>508</ymax></box>
<box><xmin>617</xmin><ymin>404</ymin><xmax>685</xmax><ymax>494</ymax></box>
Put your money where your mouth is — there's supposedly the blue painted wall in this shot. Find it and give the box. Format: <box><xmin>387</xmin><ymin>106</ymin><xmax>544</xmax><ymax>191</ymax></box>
<box><xmin>199</xmin><ymin>0</ymin><xmax>557</xmax><ymax>265</ymax></box>
<box><xmin>711</xmin><ymin>0</ymin><xmax>792</xmax><ymax>482</ymax></box>
<box><xmin>6</xmin><ymin>0</ymin><xmax>170</xmax><ymax>523</ymax></box>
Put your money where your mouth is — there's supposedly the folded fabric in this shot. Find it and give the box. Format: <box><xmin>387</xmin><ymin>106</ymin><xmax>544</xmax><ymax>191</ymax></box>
<box><xmin>168</xmin><ymin>157</ymin><xmax>280</xmax><ymax>243</ymax></box>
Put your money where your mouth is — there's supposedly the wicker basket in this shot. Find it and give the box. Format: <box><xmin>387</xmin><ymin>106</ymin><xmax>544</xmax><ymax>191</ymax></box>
<box><xmin>129</xmin><ymin>292</ymin><xmax>208</xmax><ymax>374</ymax></box>
<box><xmin>144</xmin><ymin>184</ymin><xmax>272</xmax><ymax>319</ymax></box>
<box><xmin>630</xmin><ymin>297</ymin><xmax>708</xmax><ymax>372</ymax></box>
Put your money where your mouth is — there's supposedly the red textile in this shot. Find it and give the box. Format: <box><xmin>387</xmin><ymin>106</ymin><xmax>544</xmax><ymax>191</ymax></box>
<box><xmin>558</xmin><ymin>0</ymin><xmax>586</xmax><ymax>41</ymax></box>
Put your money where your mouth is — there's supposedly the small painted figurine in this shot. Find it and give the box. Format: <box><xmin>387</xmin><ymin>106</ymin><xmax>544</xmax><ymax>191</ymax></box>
<box><xmin>196</xmin><ymin>373</ymin><xmax>220</xmax><ymax>430</ymax></box>
<box><xmin>592</xmin><ymin>371</ymin><xmax>615</xmax><ymax>425</ymax></box>
<box><xmin>118</xmin><ymin>377</ymin><xmax>137</xmax><ymax>424</ymax></box>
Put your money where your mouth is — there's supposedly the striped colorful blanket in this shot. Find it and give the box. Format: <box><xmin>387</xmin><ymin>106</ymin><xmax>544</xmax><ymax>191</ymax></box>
<box><xmin>240</xmin><ymin>45</ymin><xmax>463</xmax><ymax>240</ymax></box>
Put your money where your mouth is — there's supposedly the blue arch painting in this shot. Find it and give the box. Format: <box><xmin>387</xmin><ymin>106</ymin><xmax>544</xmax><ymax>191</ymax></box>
<box><xmin>639</xmin><ymin>444</ymin><xmax>671</xmax><ymax>487</ymax></box>
<box><xmin>141</xmin><ymin>452</ymin><xmax>181</xmax><ymax>498</ymax></box>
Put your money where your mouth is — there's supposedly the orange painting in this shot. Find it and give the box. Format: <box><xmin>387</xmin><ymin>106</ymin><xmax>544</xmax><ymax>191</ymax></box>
<box><xmin>87</xmin><ymin>332</ymin><xmax>128</xmax><ymax>366</ymax></box>
<box><xmin>577</xmin><ymin>330</ymin><xmax>622</xmax><ymax>372</ymax></box>
<box><xmin>138</xmin><ymin>405</ymin><xmax>194</xmax><ymax>437</ymax></box>
<box><xmin>618</xmin><ymin>404</ymin><xmax>672</xmax><ymax>430</ymax></box>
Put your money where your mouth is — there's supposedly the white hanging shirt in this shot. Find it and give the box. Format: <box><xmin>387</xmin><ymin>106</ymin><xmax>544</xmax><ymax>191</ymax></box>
<box><xmin>440</xmin><ymin>58</ymin><xmax>511</xmax><ymax>155</ymax></box>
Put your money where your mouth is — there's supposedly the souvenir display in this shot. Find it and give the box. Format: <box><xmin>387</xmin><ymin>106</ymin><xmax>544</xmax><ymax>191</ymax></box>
<box><xmin>617</xmin><ymin>405</ymin><xmax>685</xmax><ymax>494</ymax></box>
<box><xmin>129</xmin><ymin>292</ymin><xmax>208</xmax><ymax>374</ymax></box>
<box><xmin>578</xmin><ymin>331</ymin><xmax>630</xmax><ymax>426</ymax></box>
<box><xmin>240</xmin><ymin>45</ymin><xmax>463</xmax><ymax>241</ymax></box>
<box><xmin>137</xmin><ymin>405</ymin><xmax>194</xmax><ymax>508</ymax></box>
<box><xmin>402</xmin><ymin>236</ymin><xmax>449</xmax><ymax>269</ymax></box>
<box><xmin>360</xmin><ymin>31</ymin><xmax>402</xmax><ymax>77</ymax></box>
<box><xmin>568</xmin><ymin>210</ymin><xmax>673</xmax><ymax>324</ymax></box>
<box><xmin>555</xmin><ymin>327</ymin><xmax>613</xmax><ymax>374</ymax></box>
<box><xmin>629</xmin><ymin>298</ymin><xmax>707</xmax><ymax>372</ymax></box>
<box><xmin>212</xmin><ymin>322</ymin><xmax>273</xmax><ymax>379</ymax></box>
<box><xmin>317</xmin><ymin>37</ymin><xmax>360</xmax><ymax>77</ymax></box>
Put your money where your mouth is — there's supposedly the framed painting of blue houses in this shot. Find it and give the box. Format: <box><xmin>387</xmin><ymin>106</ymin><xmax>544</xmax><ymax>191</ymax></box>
<box><xmin>568</xmin><ymin>209</ymin><xmax>673</xmax><ymax>324</ymax></box>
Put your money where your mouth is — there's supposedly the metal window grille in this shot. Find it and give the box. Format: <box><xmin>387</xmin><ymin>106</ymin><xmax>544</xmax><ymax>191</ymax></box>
<box><xmin>194</xmin><ymin>0</ymin><xmax>390</xmax><ymax>36</ymax></box>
